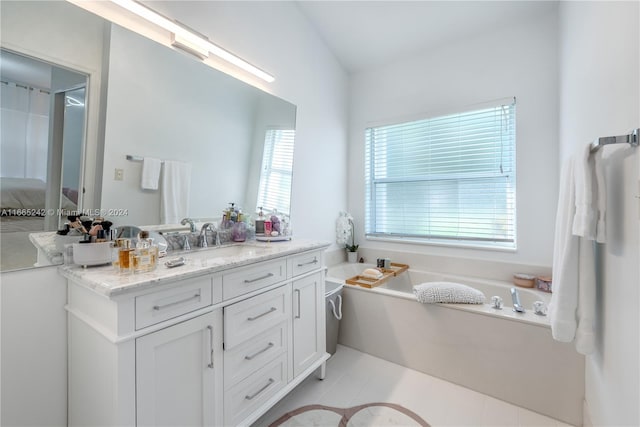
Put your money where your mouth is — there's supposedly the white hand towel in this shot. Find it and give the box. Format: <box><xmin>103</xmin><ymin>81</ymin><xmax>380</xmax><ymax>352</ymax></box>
<box><xmin>572</xmin><ymin>144</ymin><xmax>596</xmax><ymax>239</ymax></box>
<box><xmin>141</xmin><ymin>157</ymin><xmax>162</xmax><ymax>190</ymax></box>
<box><xmin>160</xmin><ymin>160</ymin><xmax>192</xmax><ymax>224</ymax></box>
<box><xmin>593</xmin><ymin>149</ymin><xmax>606</xmax><ymax>243</ymax></box>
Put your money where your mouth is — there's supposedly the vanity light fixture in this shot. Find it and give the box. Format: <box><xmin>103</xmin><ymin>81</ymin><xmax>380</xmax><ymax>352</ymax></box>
<box><xmin>109</xmin><ymin>0</ymin><xmax>275</xmax><ymax>82</ymax></box>
<box><xmin>171</xmin><ymin>32</ymin><xmax>208</xmax><ymax>60</ymax></box>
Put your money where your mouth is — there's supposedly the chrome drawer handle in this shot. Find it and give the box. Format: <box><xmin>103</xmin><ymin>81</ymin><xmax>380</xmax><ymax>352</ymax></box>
<box><xmin>297</xmin><ymin>258</ymin><xmax>318</xmax><ymax>267</ymax></box>
<box><xmin>245</xmin><ymin>378</ymin><xmax>274</xmax><ymax>400</ymax></box>
<box><xmin>153</xmin><ymin>293</ymin><xmax>201</xmax><ymax>311</ymax></box>
<box><xmin>244</xmin><ymin>272</ymin><xmax>274</xmax><ymax>284</ymax></box>
<box><xmin>244</xmin><ymin>342</ymin><xmax>274</xmax><ymax>360</ymax></box>
<box><xmin>207</xmin><ymin>325</ymin><xmax>214</xmax><ymax>369</ymax></box>
<box><xmin>247</xmin><ymin>307</ymin><xmax>277</xmax><ymax>321</ymax></box>
<box><xmin>295</xmin><ymin>289</ymin><xmax>301</xmax><ymax>319</ymax></box>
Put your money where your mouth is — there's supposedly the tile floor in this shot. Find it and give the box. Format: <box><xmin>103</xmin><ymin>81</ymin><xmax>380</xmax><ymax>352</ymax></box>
<box><xmin>253</xmin><ymin>345</ymin><xmax>574</xmax><ymax>427</ymax></box>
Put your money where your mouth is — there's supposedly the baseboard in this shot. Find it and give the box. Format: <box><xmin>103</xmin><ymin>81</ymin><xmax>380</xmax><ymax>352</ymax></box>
<box><xmin>583</xmin><ymin>399</ymin><xmax>592</xmax><ymax>427</ymax></box>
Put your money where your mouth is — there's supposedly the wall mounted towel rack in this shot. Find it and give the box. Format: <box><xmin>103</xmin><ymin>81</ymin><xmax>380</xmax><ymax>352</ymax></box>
<box><xmin>590</xmin><ymin>128</ymin><xmax>639</xmax><ymax>152</ymax></box>
<box><xmin>126</xmin><ymin>155</ymin><xmax>164</xmax><ymax>163</ymax></box>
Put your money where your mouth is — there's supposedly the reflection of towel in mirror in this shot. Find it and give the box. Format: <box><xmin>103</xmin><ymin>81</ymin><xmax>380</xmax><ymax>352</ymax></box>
<box><xmin>141</xmin><ymin>157</ymin><xmax>162</xmax><ymax>190</ymax></box>
<box><xmin>160</xmin><ymin>160</ymin><xmax>192</xmax><ymax>224</ymax></box>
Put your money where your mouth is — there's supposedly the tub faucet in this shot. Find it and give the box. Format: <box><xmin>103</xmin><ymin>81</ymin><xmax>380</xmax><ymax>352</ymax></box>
<box><xmin>510</xmin><ymin>287</ymin><xmax>525</xmax><ymax>313</ymax></box>
<box><xmin>180</xmin><ymin>217</ymin><xmax>196</xmax><ymax>233</ymax></box>
<box><xmin>198</xmin><ymin>223</ymin><xmax>216</xmax><ymax>248</ymax></box>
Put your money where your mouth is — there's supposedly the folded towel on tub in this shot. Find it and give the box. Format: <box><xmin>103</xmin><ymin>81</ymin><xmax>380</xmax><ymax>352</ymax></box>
<box><xmin>413</xmin><ymin>282</ymin><xmax>485</xmax><ymax>304</ymax></box>
<box><xmin>361</xmin><ymin>268</ymin><xmax>383</xmax><ymax>280</ymax></box>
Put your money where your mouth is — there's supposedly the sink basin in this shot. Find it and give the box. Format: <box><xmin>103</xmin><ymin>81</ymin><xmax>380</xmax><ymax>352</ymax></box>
<box><xmin>172</xmin><ymin>244</ymin><xmax>261</xmax><ymax>264</ymax></box>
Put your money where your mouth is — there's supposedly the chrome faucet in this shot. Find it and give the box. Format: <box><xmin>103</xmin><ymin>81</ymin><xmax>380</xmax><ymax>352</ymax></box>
<box><xmin>198</xmin><ymin>223</ymin><xmax>216</xmax><ymax>248</ymax></box>
<box><xmin>510</xmin><ymin>287</ymin><xmax>525</xmax><ymax>313</ymax></box>
<box><xmin>180</xmin><ymin>217</ymin><xmax>196</xmax><ymax>233</ymax></box>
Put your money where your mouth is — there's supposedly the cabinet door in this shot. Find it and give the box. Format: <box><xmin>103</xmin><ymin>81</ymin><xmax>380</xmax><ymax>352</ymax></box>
<box><xmin>292</xmin><ymin>272</ymin><xmax>325</xmax><ymax>377</ymax></box>
<box><xmin>136</xmin><ymin>310</ymin><xmax>222</xmax><ymax>427</ymax></box>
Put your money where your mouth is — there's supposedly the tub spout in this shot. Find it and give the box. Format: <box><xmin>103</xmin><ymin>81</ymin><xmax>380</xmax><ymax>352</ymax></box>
<box><xmin>510</xmin><ymin>287</ymin><xmax>525</xmax><ymax>313</ymax></box>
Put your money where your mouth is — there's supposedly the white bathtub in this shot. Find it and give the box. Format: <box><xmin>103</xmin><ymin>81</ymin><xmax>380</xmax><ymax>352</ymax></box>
<box><xmin>326</xmin><ymin>262</ymin><xmax>583</xmax><ymax>426</ymax></box>
<box><xmin>328</xmin><ymin>263</ymin><xmax>552</xmax><ymax>327</ymax></box>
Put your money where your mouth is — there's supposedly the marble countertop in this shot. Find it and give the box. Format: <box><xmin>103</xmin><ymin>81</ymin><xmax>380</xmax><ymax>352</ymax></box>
<box><xmin>29</xmin><ymin>231</ymin><xmax>84</xmax><ymax>265</ymax></box>
<box><xmin>59</xmin><ymin>239</ymin><xmax>330</xmax><ymax>298</ymax></box>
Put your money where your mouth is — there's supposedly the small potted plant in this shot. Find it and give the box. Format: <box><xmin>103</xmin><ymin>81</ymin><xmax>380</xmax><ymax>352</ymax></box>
<box><xmin>345</xmin><ymin>218</ymin><xmax>359</xmax><ymax>263</ymax></box>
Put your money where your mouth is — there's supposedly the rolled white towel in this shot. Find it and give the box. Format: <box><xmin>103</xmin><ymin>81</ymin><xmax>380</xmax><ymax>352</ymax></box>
<box><xmin>361</xmin><ymin>268</ymin><xmax>383</xmax><ymax>280</ymax></box>
<box><xmin>413</xmin><ymin>282</ymin><xmax>485</xmax><ymax>304</ymax></box>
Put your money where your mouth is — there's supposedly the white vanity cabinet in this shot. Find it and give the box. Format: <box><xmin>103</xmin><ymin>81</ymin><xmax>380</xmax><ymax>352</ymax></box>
<box><xmin>292</xmin><ymin>271</ymin><xmax>324</xmax><ymax>377</ymax></box>
<box><xmin>136</xmin><ymin>310</ymin><xmax>223</xmax><ymax>426</ymax></box>
<box><xmin>64</xmin><ymin>241</ymin><xmax>329</xmax><ymax>427</ymax></box>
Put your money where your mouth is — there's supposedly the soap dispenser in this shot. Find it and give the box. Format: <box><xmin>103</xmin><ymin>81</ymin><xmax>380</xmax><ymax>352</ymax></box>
<box><xmin>255</xmin><ymin>207</ymin><xmax>265</xmax><ymax>235</ymax></box>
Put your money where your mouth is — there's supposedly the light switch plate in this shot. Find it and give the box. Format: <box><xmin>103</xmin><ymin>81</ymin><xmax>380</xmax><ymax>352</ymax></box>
<box><xmin>115</xmin><ymin>168</ymin><xmax>124</xmax><ymax>181</ymax></box>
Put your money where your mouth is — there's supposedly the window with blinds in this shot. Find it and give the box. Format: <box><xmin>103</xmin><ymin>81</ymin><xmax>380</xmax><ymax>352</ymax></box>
<box><xmin>256</xmin><ymin>129</ymin><xmax>295</xmax><ymax>216</ymax></box>
<box><xmin>365</xmin><ymin>99</ymin><xmax>516</xmax><ymax>247</ymax></box>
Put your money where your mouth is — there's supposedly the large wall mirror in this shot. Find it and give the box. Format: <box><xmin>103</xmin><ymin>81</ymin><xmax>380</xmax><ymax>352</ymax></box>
<box><xmin>0</xmin><ymin>1</ymin><xmax>296</xmax><ymax>272</ymax></box>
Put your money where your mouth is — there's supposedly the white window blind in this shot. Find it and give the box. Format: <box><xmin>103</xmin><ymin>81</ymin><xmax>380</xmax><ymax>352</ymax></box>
<box><xmin>256</xmin><ymin>129</ymin><xmax>295</xmax><ymax>216</ymax></box>
<box><xmin>365</xmin><ymin>99</ymin><xmax>516</xmax><ymax>247</ymax></box>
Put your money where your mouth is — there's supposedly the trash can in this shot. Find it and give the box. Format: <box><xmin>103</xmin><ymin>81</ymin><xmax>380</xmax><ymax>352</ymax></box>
<box><xmin>325</xmin><ymin>279</ymin><xmax>344</xmax><ymax>355</ymax></box>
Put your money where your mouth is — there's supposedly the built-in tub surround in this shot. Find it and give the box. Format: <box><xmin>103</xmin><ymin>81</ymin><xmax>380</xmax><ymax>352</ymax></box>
<box><xmin>327</xmin><ymin>262</ymin><xmax>584</xmax><ymax>426</ymax></box>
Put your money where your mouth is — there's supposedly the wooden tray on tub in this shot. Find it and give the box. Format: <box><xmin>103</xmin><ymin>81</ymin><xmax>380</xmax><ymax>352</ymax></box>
<box><xmin>345</xmin><ymin>263</ymin><xmax>409</xmax><ymax>289</ymax></box>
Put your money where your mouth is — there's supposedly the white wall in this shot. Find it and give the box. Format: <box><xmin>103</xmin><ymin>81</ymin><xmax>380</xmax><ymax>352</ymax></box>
<box><xmin>0</xmin><ymin>267</ymin><xmax>68</xmax><ymax>426</ymax></box>
<box><xmin>558</xmin><ymin>2</ymin><xmax>640</xmax><ymax>425</ymax></box>
<box><xmin>349</xmin><ymin>9</ymin><xmax>559</xmax><ymax>269</ymax></box>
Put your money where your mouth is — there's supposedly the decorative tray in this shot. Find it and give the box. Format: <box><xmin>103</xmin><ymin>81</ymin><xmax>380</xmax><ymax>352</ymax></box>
<box><xmin>345</xmin><ymin>263</ymin><xmax>409</xmax><ymax>289</ymax></box>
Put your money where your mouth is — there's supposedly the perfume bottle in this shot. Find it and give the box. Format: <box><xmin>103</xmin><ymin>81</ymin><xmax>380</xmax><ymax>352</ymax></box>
<box><xmin>133</xmin><ymin>231</ymin><xmax>158</xmax><ymax>273</ymax></box>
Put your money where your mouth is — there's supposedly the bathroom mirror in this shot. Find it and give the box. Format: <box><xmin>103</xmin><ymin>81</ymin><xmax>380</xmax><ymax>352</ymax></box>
<box><xmin>100</xmin><ymin>24</ymin><xmax>296</xmax><ymax>227</ymax></box>
<box><xmin>0</xmin><ymin>1</ymin><xmax>296</xmax><ymax>272</ymax></box>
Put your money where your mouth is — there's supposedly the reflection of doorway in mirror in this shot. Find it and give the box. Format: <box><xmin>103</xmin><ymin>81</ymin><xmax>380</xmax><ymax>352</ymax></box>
<box><xmin>0</xmin><ymin>49</ymin><xmax>88</xmax><ymax>271</ymax></box>
<box><xmin>56</xmin><ymin>86</ymin><xmax>86</xmax><ymax>229</ymax></box>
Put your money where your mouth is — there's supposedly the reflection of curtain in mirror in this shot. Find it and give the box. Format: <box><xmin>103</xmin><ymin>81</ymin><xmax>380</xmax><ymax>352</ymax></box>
<box><xmin>0</xmin><ymin>81</ymin><xmax>49</xmax><ymax>180</ymax></box>
<box><xmin>256</xmin><ymin>129</ymin><xmax>295</xmax><ymax>216</ymax></box>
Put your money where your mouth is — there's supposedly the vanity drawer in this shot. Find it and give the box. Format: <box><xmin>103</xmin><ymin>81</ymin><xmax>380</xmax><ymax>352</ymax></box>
<box><xmin>224</xmin><ymin>284</ymin><xmax>290</xmax><ymax>349</ymax></box>
<box><xmin>135</xmin><ymin>276</ymin><xmax>213</xmax><ymax>330</ymax></box>
<box><xmin>224</xmin><ymin>354</ymin><xmax>287</xmax><ymax>426</ymax></box>
<box><xmin>224</xmin><ymin>321</ymin><xmax>287</xmax><ymax>388</ymax></box>
<box><xmin>222</xmin><ymin>259</ymin><xmax>286</xmax><ymax>300</ymax></box>
<box><xmin>290</xmin><ymin>250</ymin><xmax>322</xmax><ymax>278</ymax></box>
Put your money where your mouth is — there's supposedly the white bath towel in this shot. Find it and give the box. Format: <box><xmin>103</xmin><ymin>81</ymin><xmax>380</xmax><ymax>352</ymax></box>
<box><xmin>160</xmin><ymin>160</ymin><xmax>192</xmax><ymax>225</ymax></box>
<box><xmin>550</xmin><ymin>144</ymin><xmax>604</xmax><ymax>355</ymax></box>
<box><xmin>141</xmin><ymin>157</ymin><xmax>162</xmax><ymax>190</ymax></box>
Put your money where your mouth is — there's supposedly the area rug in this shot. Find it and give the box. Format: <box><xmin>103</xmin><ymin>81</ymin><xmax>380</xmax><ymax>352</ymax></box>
<box><xmin>269</xmin><ymin>402</ymin><xmax>430</xmax><ymax>427</ymax></box>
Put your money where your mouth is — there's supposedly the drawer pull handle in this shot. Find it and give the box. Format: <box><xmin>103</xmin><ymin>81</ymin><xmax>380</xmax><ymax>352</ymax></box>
<box><xmin>297</xmin><ymin>258</ymin><xmax>318</xmax><ymax>267</ymax></box>
<box><xmin>247</xmin><ymin>307</ymin><xmax>277</xmax><ymax>321</ymax></box>
<box><xmin>244</xmin><ymin>342</ymin><xmax>274</xmax><ymax>360</ymax></box>
<box><xmin>245</xmin><ymin>378</ymin><xmax>274</xmax><ymax>400</ymax></box>
<box><xmin>152</xmin><ymin>293</ymin><xmax>201</xmax><ymax>311</ymax></box>
<box><xmin>244</xmin><ymin>272</ymin><xmax>274</xmax><ymax>284</ymax></box>
<box><xmin>207</xmin><ymin>325</ymin><xmax>214</xmax><ymax>369</ymax></box>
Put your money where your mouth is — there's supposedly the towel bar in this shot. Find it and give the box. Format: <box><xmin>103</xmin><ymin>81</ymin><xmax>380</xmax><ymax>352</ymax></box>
<box><xmin>126</xmin><ymin>154</ymin><xmax>165</xmax><ymax>163</ymax></box>
<box><xmin>590</xmin><ymin>128</ymin><xmax>639</xmax><ymax>152</ymax></box>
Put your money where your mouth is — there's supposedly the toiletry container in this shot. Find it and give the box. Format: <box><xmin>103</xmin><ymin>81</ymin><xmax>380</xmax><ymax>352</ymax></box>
<box><xmin>232</xmin><ymin>221</ymin><xmax>247</xmax><ymax>242</ymax></box>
